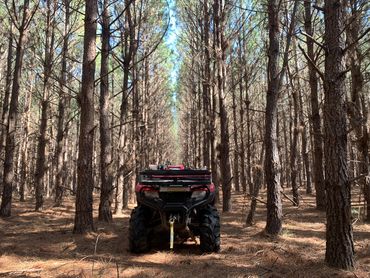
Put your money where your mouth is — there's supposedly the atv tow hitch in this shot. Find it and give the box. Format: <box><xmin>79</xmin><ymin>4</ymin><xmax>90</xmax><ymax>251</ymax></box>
<box><xmin>169</xmin><ymin>215</ymin><xmax>176</xmax><ymax>250</ymax></box>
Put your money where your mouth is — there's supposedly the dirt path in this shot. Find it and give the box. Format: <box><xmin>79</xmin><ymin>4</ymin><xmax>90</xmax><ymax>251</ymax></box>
<box><xmin>0</xmin><ymin>191</ymin><xmax>369</xmax><ymax>277</ymax></box>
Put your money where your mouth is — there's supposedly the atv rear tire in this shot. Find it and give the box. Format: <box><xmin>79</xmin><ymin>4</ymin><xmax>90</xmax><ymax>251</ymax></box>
<box><xmin>199</xmin><ymin>205</ymin><xmax>220</xmax><ymax>252</ymax></box>
<box><xmin>129</xmin><ymin>205</ymin><xmax>150</xmax><ymax>253</ymax></box>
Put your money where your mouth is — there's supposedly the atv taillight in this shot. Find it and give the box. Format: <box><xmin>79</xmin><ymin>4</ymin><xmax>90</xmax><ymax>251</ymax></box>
<box><xmin>191</xmin><ymin>190</ymin><xmax>206</xmax><ymax>200</ymax></box>
<box><xmin>191</xmin><ymin>186</ymin><xmax>207</xmax><ymax>200</ymax></box>
<box><xmin>136</xmin><ymin>183</ymin><xmax>159</xmax><ymax>199</ymax></box>
<box><xmin>191</xmin><ymin>184</ymin><xmax>213</xmax><ymax>200</ymax></box>
<box><xmin>191</xmin><ymin>183</ymin><xmax>215</xmax><ymax>193</ymax></box>
<box><xmin>135</xmin><ymin>183</ymin><xmax>157</xmax><ymax>192</ymax></box>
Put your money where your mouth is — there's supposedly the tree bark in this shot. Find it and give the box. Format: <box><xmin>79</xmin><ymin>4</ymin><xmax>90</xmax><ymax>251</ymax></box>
<box><xmin>323</xmin><ymin>0</ymin><xmax>354</xmax><ymax>269</ymax></box>
<box><xmin>214</xmin><ymin>0</ymin><xmax>232</xmax><ymax>212</ymax></box>
<box><xmin>35</xmin><ymin>0</ymin><xmax>55</xmax><ymax>211</ymax></box>
<box><xmin>19</xmin><ymin>77</ymin><xmax>33</xmax><ymax>202</ymax></box>
<box><xmin>264</xmin><ymin>0</ymin><xmax>283</xmax><ymax>235</ymax></box>
<box><xmin>73</xmin><ymin>0</ymin><xmax>98</xmax><ymax>233</ymax></box>
<box><xmin>245</xmin><ymin>93</ymin><xmax>252</xmax><ymax>194</ymax></box>
<box><xmin>55</xmin><ymin>0</ymin><xmax>70</xmax><ymax>207</ymax></box>
<box><xmin>0</xmin><ymin>27</ymin><xmax>13</xmax><ymax>160</ymax></box>
<box><xmin>290</xmin><ymin>86</ymin><xmax>299</xmax><ymax>206</ymax></box>
<box><xmin>299</xmin><ymin>88</ymin><xmax>312</xmax><ymax>194</ymax></box>
<box><xmin>238</xmin><ymin>39</ymin><xmax>247</xmax><ymax>193</ymax></box>
<box><xmin>304</xmin><ymin>0</ymin><xmax>326</xmax><ymax>210</ymax></box>
<box><xmin>0</xmin><ymin>1</ymin><xmax>30</xmax><ymax>217</ymax></box>
<box><xmin>98</xmin><ymin>0</ymin><xmax>113</xmax><ymax>222</ymax></box>
<box><xmin>116</xmin><ymin>1</ymin><xmax>134</xmax><ymax>213</ymax></box>
<box><xmin>210</xmin><ymin>84</ymin><xmax>220</xmax><ymax>203</ymax></box>
<box><xmin>202</xmin><ymin>0</ymin><xmax>211</xmax><ymax>169</ymax></box>
<box><xmin>346</xmin><ymin>0</ymin><xmax>370</xmax><ymax>223</ymax></box>
<box><xmin>232</xmin><ymin>79</ymin><xmax>240</xmax><ymax>192</ymax></box>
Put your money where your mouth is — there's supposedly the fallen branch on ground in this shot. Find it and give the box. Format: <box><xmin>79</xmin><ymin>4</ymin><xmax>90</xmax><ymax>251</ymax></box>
<box><xmin>0</xmin><ymin>269</ymin><xmax>42</xmax><ymax>275</ymax></box>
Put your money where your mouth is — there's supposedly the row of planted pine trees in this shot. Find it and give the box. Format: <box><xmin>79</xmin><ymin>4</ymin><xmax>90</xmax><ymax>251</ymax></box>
<box><xmin>0</xmin><ymin>0</ymin><xmax>368</xmax><ymax>271</ymax></box>
<box><xmin>0</xmin><ymin>0</ymin><xmax>176</xmax><ymax>221</ymax></box>
<box><xmin>176</xmin><ymin>0</ymin><xmax>369</xmax><ymax>270</ymax></box>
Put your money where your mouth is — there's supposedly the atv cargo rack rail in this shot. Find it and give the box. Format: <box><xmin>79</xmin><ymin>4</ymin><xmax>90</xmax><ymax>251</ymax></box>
<box><xmin>139</xmin><ymin>169</ymin><xmax>212</xmax><ymax>186</ymax></box>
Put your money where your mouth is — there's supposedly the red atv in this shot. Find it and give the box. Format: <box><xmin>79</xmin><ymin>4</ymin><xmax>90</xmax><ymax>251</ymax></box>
<box><xmin>129</xmin><ymin>165</ymin><xmax>220</xmax><ymax>253</ymax></box>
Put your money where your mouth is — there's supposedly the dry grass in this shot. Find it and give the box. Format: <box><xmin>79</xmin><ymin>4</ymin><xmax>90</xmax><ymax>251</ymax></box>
<box><xmin>0</xmin><ymin>189</ymin><xmax>369</xmax><ymax>278</ymax></box>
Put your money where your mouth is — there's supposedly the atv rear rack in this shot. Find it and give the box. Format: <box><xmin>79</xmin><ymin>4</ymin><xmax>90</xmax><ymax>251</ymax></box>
<box><xmin>139</xmin><ymin>169</ymin><xmax>212</xmax><ymax>186</ymax></box>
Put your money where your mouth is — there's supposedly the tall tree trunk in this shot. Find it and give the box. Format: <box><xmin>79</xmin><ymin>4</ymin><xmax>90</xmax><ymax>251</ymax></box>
<box><xmin>210</xmin><ymin>85</ymin><xmax>220</xmax><ymax>202</ymax></box>
<box><xmin>298</xmin><ymin>88</ymin><xmax>312</xmax><ymax>194</ymax></box>
<box><xmin>197</xmin><ymin>77</ymin><xmax>202</xmax><ymax>168</ymax></box>
<box><xmin>116</xmin><ymin>1</ymin><xmax>134</xmax><ymax>213</ymax></box>
<box><xmin>0</xmin><ymin>1</ymin><xmax>30</xmax><ymax>217</ymax></box>
<box><xmin>0</xmin><ymin>27</ymin><xmax>13</xmax><ymax>160</ymax></box>
<box><xmin>304</xmin><ymin>0</ymin><xmax>326</xmax><ymax>210</ymax></box>
<box><xmin>232</xmin><ymin>82</ymin><xmax>240</xmax><ymax>192</ymax></box>
<box><xmin>214</xmin><ymin>0</ymin><xmax>232</xmax><ymax>212</ymax></box>
<box><xmin>264</xmin><ymin>0</ymin><xmax>283</xmax><ymax>235</ymax></box>
<box><xmin>347</xmin><ymin>0</ymin><xmax>370</xmax><ymax>223</ymax></box>
<box><xmin>323</xmin><ymin>0</ymin><xmax>354</xmax><ymax>269</ymax></box>
<box><xmin>19</xmin><ymin>85</ymin><xmax>32</xmax><ymax>201</ymax></box>
<box><xmin>282</xmin><ymin>110</ymin><xmax>289</xmax><ymax>188</ymax></box>
<box><xmin>55</xmin><ymin>0</ymin><xmax>70</xmax><ymax>207</ymax></box>
<box><xmin>73</xmin><ymin>0</ymin><xmax>98</xmax><ymax>233</ymax></box>
<box><xmin>98</xmin><ymin>0</ymin><xmax>113</xmax><ymax>222</ymax></box>
<box><xmin>245</xmin><ymin>93</ymin><xmax>252</xmax><ymax>194</ymax></box>
<box><xmin>35</xmin><ymin>99</ymin><xmax>48</xmax><ymax>210</ymax></box>
<box><xmin>238</xmin><ymin>39</ymin><xmax>247</xmax><ymax>193</ymax></box>
<box><xmin>292</xmin><ymin>41</ymin><xmax>311</xmax><ymax>194</ymax></box>
<box><xmin>35</xmin><ymin>0</ymin><xmax>55</xmax><ymax>211</ymax></box>
<box><xmin>0</xmin><ymin>27</ymin><xmax>13</xmax><ymax>192</ymax></box>
<box><xmin>290</xmin><ymin>86</ymin><xmax>299</xmax><ymax>206</ymax></box>
<box><xmin>264</xmin><ymin>0</ymin><xmax>298</xmax><ymax>234</ymax></box>
<box><xmin>131</xmin><ymin>46</ymin><xmax>139</xmax><ymax>205</ymax></box>
<box><xmin>202</xmin><ymin>0</ymin><xmax>211</xmax><ymax>169</ymax></box>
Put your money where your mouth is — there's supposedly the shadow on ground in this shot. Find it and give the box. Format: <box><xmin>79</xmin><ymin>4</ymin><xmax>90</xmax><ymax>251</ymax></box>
<box><xmin>0</xmin><ymin>191</ymin><xmax>369</xmax><ymax>278</ymax></box>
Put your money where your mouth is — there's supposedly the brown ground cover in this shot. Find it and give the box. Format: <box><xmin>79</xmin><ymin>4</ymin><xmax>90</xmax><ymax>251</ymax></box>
<box><xmin>0</xmin><ymin>190</ymin><xmax>369</xmax><ymax>278</ymax></box>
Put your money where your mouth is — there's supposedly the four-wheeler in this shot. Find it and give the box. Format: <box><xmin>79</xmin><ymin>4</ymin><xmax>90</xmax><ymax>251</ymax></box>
<box><xmin>128</xmin><ymin>164</ymin><xmax>220</xmax><ymax>253</ymax></box>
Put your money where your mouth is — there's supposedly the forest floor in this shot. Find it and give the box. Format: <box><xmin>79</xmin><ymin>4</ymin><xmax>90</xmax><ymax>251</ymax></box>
<box><xmin>0</xmin><ymin>190</ymin><xmax>369</xmax><ymax>278</ymax></box>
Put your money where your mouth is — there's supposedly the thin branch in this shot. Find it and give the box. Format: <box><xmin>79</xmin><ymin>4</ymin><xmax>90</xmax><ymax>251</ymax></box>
<box><xmin>349</xmin><ymin>174</ymin><xmax>368</xmax><ymax>184</ymax></box>
<box><xmin>298</xmin><ymin>44</ymin><xmax>325</xmax><ymax>81</ymax></box>
<box><xmin>299</xmin><ymin>30</ymin><xmax>326</xmax><ymax>50</ymax></box>
<box><xmin>344</xmin><ymin>27</ymin><xmax>370</xmax><ymax>53</ymax></box>
<box><xmin>313</xmin><ymin>5</ymin><xmax>324</xmax><ymax>12</ymax></box>
<box><xmin>280</xmin><ymin>190</ymin><xmax>298</xmax><ymax>206</ymax></box>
